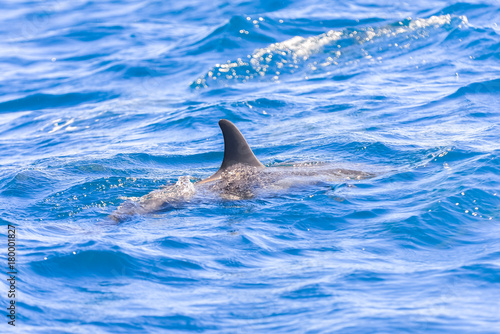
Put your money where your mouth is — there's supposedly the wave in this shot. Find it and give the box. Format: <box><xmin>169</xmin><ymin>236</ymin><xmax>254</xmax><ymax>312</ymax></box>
<box><xmin>449</xmin><ymin>78</ymin><xmax>500</xmax><ymax>97</ymax></box>
<box><xmin>191</xmin><ymin>15</ymin><xmax>468</xmax><ymax>88</ymax></box>
<box><xmin>0</xmin><ymin>92</ymin><xmax>117</xmax><ymax>113</ymax></box>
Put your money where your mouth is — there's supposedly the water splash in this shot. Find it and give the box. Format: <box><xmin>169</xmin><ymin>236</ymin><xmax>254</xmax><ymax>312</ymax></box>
<box><xmin>110</xmin><ymin>175</ymin><xmax>195</xmax><ymax>221</ymax></box>
<box><xmin>191</xmin><ymin>15</ymin><xmax>468</xmax><ymax>88</ymax></box>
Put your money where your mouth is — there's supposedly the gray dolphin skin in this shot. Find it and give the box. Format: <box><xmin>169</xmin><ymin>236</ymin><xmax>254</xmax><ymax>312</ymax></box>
<box><xmin>198</xmin><ymin>119</ymin><xmax>264</xmax><ymax>184</ymax></box>
<box><xmin>110</xmin><ymin>119</ymin><xmax>373</xmax><ymax>221</ymax></box>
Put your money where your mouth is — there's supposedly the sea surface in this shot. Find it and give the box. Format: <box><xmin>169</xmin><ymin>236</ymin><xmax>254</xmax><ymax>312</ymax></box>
<box><xmin>1</xmin><ymin>0</ymin><xmax>499</xmax><ymax>333</ymax></box>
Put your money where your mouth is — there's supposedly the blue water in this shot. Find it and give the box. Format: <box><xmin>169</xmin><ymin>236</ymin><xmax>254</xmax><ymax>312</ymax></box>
<box><xmin>1</xmin><ymin>0</ymin><xmax>499</xmax><ymax>332</ymax></box>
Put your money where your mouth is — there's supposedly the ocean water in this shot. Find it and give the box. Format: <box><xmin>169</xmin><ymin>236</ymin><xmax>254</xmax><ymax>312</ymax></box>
<box><xmin>1</xmin><ymin>0</ymin><xmax>499</xmax><ymax>332</ymax></box>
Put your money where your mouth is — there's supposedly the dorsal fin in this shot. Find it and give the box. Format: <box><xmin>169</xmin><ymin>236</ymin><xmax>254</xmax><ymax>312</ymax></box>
<box><xmin>199</xmin><ymin>119</ymin><xmax>264</xmax><ymax>183</ymax></box>
<box><xmin>219</xmin><ymin>119</ymin><xmax>264</xmax><ymax>170</ymax></box>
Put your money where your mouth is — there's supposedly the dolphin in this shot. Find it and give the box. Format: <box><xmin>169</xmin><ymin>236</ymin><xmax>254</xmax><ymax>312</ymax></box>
<box><xmin>110</xmin><ymin>119</ymin><xmax>372</xmax><ymax>221</ymax></box>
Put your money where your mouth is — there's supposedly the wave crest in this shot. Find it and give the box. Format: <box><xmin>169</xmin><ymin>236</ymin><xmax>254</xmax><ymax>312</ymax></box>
<box><xmin>191</xmin><ymin>15</ymin><xmax>468</xmax><ymax>88</ymax></box>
